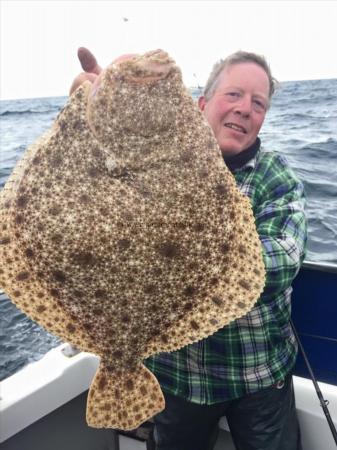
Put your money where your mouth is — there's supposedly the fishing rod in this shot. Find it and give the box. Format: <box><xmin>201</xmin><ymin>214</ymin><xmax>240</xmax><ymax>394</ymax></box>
<box><xmin>290</xmin><ymin>319</ymin><xmax>337</xmax><ymax>446</ymax></box>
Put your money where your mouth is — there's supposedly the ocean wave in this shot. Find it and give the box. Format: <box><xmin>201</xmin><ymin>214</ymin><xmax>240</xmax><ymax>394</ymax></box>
<box><xmin>0</xmin><ymin>107</ymin><xmax>62</xmax><ymax>117</ymax></box>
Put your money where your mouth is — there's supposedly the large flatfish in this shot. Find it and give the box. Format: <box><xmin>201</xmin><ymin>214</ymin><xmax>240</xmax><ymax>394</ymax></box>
<box><xmin>0</xmin><ymin>49</ymin><xmax>265</xmax><ymax>430</ymax></box>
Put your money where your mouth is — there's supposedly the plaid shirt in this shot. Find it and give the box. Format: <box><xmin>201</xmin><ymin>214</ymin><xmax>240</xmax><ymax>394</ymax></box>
<box><xmin>145</xmin><ymin>147</ymin><xmax>307</xmax><ymax>404</ymax></box>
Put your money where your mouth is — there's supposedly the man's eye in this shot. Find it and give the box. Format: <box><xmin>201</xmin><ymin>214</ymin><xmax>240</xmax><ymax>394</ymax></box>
<box><xmin>225</xmin><ymin>92</ymin><xmax>240</xmax><ymax>101</ymax></box>
<box><xmin>253</xmin><ymin>99</ymin><xmax>267</xmax><ymax>111</ymax></box>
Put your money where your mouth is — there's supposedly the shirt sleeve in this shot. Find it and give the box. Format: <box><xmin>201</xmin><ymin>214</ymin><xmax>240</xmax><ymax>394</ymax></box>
<box><xmin>253</xmin><ymin>154</ymin><xmax>307</xmax><ymax>299</ymax></box>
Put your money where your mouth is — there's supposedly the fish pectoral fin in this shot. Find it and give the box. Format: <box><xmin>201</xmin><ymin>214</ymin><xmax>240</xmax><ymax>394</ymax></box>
<box><xmin>86</xmin><ymin>362</ymin><xmax>165</xmax><ymax>431</ymax></box>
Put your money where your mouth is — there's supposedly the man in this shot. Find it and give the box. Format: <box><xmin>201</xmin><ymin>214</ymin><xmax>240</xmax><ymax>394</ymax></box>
<box><xmin>71</xmin><ymin>49</ymin><xmax>307</xmax><ymax>450</ymax></box>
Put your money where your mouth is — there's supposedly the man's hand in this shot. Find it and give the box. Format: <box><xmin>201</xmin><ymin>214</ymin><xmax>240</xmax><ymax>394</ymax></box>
<box><xmin>69</xmin><ymin>47</ymin><xmax>102</xmax><ymax>95</ymax></box>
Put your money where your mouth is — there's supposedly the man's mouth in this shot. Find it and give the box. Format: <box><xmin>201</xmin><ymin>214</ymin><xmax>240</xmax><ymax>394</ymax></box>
<box><xmin>224</xmin><ymin>123</ymin><xmax>247</xmax><ymax>134</ymax></box>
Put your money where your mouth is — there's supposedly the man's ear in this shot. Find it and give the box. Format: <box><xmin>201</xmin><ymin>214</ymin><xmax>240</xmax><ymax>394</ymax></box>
<box><xmin>198</xmin><ymin>96</ymin><xmax>206</xmax><ymax>111</ymax></box>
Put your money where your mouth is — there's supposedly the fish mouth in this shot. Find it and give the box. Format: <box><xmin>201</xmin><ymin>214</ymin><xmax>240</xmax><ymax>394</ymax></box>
<box><xmin>224</xmin><ymin>123</ymin><xmax>247</xmax><ymax>134</ymax></box>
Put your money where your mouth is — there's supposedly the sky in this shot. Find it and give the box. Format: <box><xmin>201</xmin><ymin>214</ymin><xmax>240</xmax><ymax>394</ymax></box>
<box><xmin>1</xmin><ymin>0</ymin><xmax>337</xmax><ymax>100</ymax></box>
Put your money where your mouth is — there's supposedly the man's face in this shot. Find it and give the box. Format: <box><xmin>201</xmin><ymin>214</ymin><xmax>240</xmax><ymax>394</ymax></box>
<box><xmin>199</xmin><ymin>62</ymin><xmax>270</xmax><ymax>156</ymax></box>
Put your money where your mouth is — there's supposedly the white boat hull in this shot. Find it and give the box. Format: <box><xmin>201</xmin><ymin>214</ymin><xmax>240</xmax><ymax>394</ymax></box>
<box><xmin>1</xmin><ymin>343</ymin><xmax>336</xmax><ymax>449</ymax></box>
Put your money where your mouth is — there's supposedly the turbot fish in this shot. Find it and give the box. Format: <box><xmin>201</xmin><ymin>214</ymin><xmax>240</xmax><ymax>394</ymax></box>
<box><xmin>0</xmin><ymin>50</ymin><xmax>265</xmax><ymax>430</ymax></box>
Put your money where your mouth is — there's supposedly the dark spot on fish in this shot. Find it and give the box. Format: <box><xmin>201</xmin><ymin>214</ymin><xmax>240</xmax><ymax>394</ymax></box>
<box><xmin>36</xmin><ymin>305</ymin><xmax>47</xmax><ymax>313</ymax></box>
<box><xmin>238</xmin><ymin>244</ymin><xmax>246</xmax><ymax>254</ymax></box>
<box><xmin>94</xmin><ymin>289</ymin><xmax>106</xmax><ymax>298</ymax></box>
<box><xmin>190</xmin><ymin>320</ymin><xmax>199</xmax><ymax>330</ymax></box>
<box><xmin>53</xmin><ymin>270</ymin><xmax>66</xmax><ymax>283</ymax></box>
<box><xmin>254</xmin><ymin>268</ymin><xmax>261</xmax><ymax>276</ymax></box>
<box><xmin>117</xmin><ymin>239</ymin><xmax>130</xmax><ymax>250</ymax></box>
<box><xmin>102</xmin><ymin>402</ymin><xmax>111</xmax><ymax>412</ymax></box>
<box><xmin>73</xmin><ymin>120</ymin><xmax>84</xmax><ymax>131</ymax></box>
<box><xmin>183</xmin><ymin>285</ymin><xmax>197</xmax><ymax>297</ymax></box>
<box><xmin>210</xmin><ymin>277</ymin><xmax>219</xmax><ymax>286</ymax></box>
<box><xmin>92</xmin><ymin>147</ymin><xmax>101</xmax><ymax>158</ymax></box>
<box><xmin>198</xmin><ymin>168</ymin><xmax>209</xmax><ymax>178</ymax></box>
<box><xmin>193</xmin><ymin>222</ymin><xmax>205</xmax><ymax>232</ymax></box>
<box><xmin>50</xmin><ymin>157</ymin><xmax>62</xmax><ymax>168</ymax></box>
<box><xmin>140</xmin><ymin>385</ymin><xmax>147</xmax><ymax>395</ymax></box>
<box><xmin>79</xmin><ymin>194</ymin><xmax>90</xmax><ymax>204</ymax></box>
<box><xmin>239</xmin><ymin>280</ymin><xmax>250</xmax><ymax>290</ymax></box>
<box><xmin>98</xmin><ymin>376</ymin><xmax>107</xmax><ymax>391</ymax></box>
<box><xmin>125</xmin><ymin>379</ymin><xmax>134</xmax><ymax>391</ymax></box>
<box><xmin>220</xmin><ymin>243</ymin><xmax>230</xmax><ymax>254</ymax></box>
<box><xmin>161</xmin><ymin>335</ymin><xmax>169</xmax><ymax>344</ymax></box>
<box><xmin>83</xmin><ymin>323</ymin><xmax>93</xmax><ymax>331</ymax></box>
<box><xmin>157</xmin><ymin>241</ymin><xmax>180</xmax><ymax>258</ymax></box>
<box><xmin>14</xmin><ymin>214</ymin><xmax>24</xmax><ymax>225</ymax></box>
<box><xmin>143</xmin><ymin>371</ymin><xmax>152</xmax><ymax>380</ymax></box>
<box><xmin>144</xmin><ymin>284</ymin><xmax>156</xmax><ymax>294</ymax></box>
<box><xmin>72</xmin><ymin>251</ymin><xmax>95</xmax><ymax>266</ymax></box>
<box><xmin>215</xmin><ymin>183</ymin><xmax>228</xmax><ymax>196</ymax></box>
<box><xmin>184</xmin><ymin>193</ymin><xmax>193</xmax><ymax>203</ymax></box>
<box><xmin>25</xmin><ymin>248</ymin><xmax>34</xmax><ymax>258</ymax></box>
<box><xmin>12</xmin><ymin>290</ymin><xmax>21</xmax><ymax>297</ymax></box>
<box><xmin>126</xmin><ymin>275</ymin><xmax>134</xmax><ymax>283</ymax></box>
<box><xmin>207</xmin><ymin>139</ymin><xmax>215</xmax><ymax>150</ymax></box>
<box><xmin>88</xmin><ymin>167</ymin><xmax>100</xmax><ymax>178</ymax></box>
<box><xmin>17</xmin><ymin>195</ymin><xmax>29</xmax><ymax>208</ymax></box>
<box><xmin>152</xmin><ymin>267</ymin><xmax>163</xmax><ymax>276</ymax></box>
<box><xmin>189</xmin><ymin>262</ymin><xmax>198</xmax><ymax>271</ymax></box>
<box><xmin>17</xmin><ymin>271</ymin><xmax>29</xmax><ymax>281</ymax></box>
<box><xmin>181</xmin><ymin>151</ymin><xmax>192</xmax><ymax>163</ymax></box>
<box><xmin>49</xmin><ymin>205</ymin><xmax>61</xmax><ymax>216</ymax></box>
<box><xmin>121</xmin><ymin>314</ymin><xmax>131</xmax><ymax>323</ymax></box>
<box><xmin>237</xmin><ymin>301</ymin><xmax>246</xmax><ymax>309</ymax></box>
<box><xmin>0</xmin><ymin>237</ymin><xmax>10</xmax><ymax>245</ymax></box>
<box><xmin>32</xmin><ymin>156</ymin><xmax>41</xmax><ymax>165</ymax></box>
<box><xmin>51</xmin><ymin>234</ymin><xmax>63</xmax><ymax>244</ymax></box>
<box><xmin>212</xmin><ymin>296</ymin><xmax>223</xmax><ymax>306</ymax></box>
<box><xmin>184</xmin><ymin>302</ymin><xmax>193</xmax><ymax>311</ymax></box>
<box><xmin>66</xmin><ymin>323</ymin><xmax>76</xmax><ymax>333</ymax></box>
<box><xmin>92</xmin><ymin>307</ymin><xmax>103</xmax><ymax>315</ymax></box>
<box><xmin>99</xmin><ymin>206</ymin><xmax>109</xmax><ymax>217</ymax></box>
<box><xmin>113</xmin><ymin>350</ymin><xmax>123</xmax><ymax>359</ymax></box>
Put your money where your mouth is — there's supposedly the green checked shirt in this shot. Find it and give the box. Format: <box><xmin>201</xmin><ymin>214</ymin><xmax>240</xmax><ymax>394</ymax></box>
<box><xmin>145</xmin><ymin>146</ymin><xmax>307</xmax><ymax>404</ymax></box>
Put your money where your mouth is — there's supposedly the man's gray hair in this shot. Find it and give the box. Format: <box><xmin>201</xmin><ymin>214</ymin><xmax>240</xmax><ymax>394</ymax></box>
<box><xmin>203</xmin><ymin>51</ymin><xmax>278</xmax><ymax>101</ymax></box>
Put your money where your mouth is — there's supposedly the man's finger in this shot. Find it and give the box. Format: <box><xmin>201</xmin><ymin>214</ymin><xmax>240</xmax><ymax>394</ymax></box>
<box><xmin>69</xmin><ymin>72</ymin><xmax>98</xmax><ymax>96</ymax></box>
<box><xmin>78</xmin><ymin>47</ymin><xmax>102</xmax><ymax>75</ymax></box>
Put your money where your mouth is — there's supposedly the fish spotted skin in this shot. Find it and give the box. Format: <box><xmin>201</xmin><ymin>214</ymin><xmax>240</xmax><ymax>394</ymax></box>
<box><xmin>0</xmin><ymin>50</ymin><xmax>265</xmax><ymax>430</ymax></box>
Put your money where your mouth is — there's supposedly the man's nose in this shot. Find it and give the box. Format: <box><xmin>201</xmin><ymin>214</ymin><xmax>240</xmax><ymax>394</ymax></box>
<box><xmin>234</xmin><ymin>95</ymin><xmax>252</xmax><ymax>117</ymax></box>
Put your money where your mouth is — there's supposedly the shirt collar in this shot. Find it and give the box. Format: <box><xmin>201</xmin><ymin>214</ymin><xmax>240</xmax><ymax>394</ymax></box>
<box><xmin>223</xmin><ymin>138</ymin><xmax>261</xmax><ymax>173</ymax></box>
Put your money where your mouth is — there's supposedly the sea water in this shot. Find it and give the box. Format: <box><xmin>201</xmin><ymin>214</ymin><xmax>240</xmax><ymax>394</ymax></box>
<box><xmin>1</xmin><ymin>79</ymin><xmax>336</xmax><ymax>380</ymax></box>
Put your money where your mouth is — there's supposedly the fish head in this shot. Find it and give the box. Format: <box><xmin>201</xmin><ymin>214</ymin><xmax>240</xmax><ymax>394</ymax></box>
<box><xmin>87</xmin><ymin>49</ymin><xmax>184</xmax><ymax>146</ymax></box>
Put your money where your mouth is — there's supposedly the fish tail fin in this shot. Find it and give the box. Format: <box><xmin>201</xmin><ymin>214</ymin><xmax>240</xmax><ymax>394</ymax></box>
<box><xmin>86</xmin><ymin>362</ymin><xmax>165</xmax><ymax>430</ymax></box>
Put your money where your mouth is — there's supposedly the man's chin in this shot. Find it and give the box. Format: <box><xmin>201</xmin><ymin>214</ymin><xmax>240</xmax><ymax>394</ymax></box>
<box><xmin>218</xmin><ymin>136</ymin><xmax>253</xmax><ymax>157</ymax></box>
